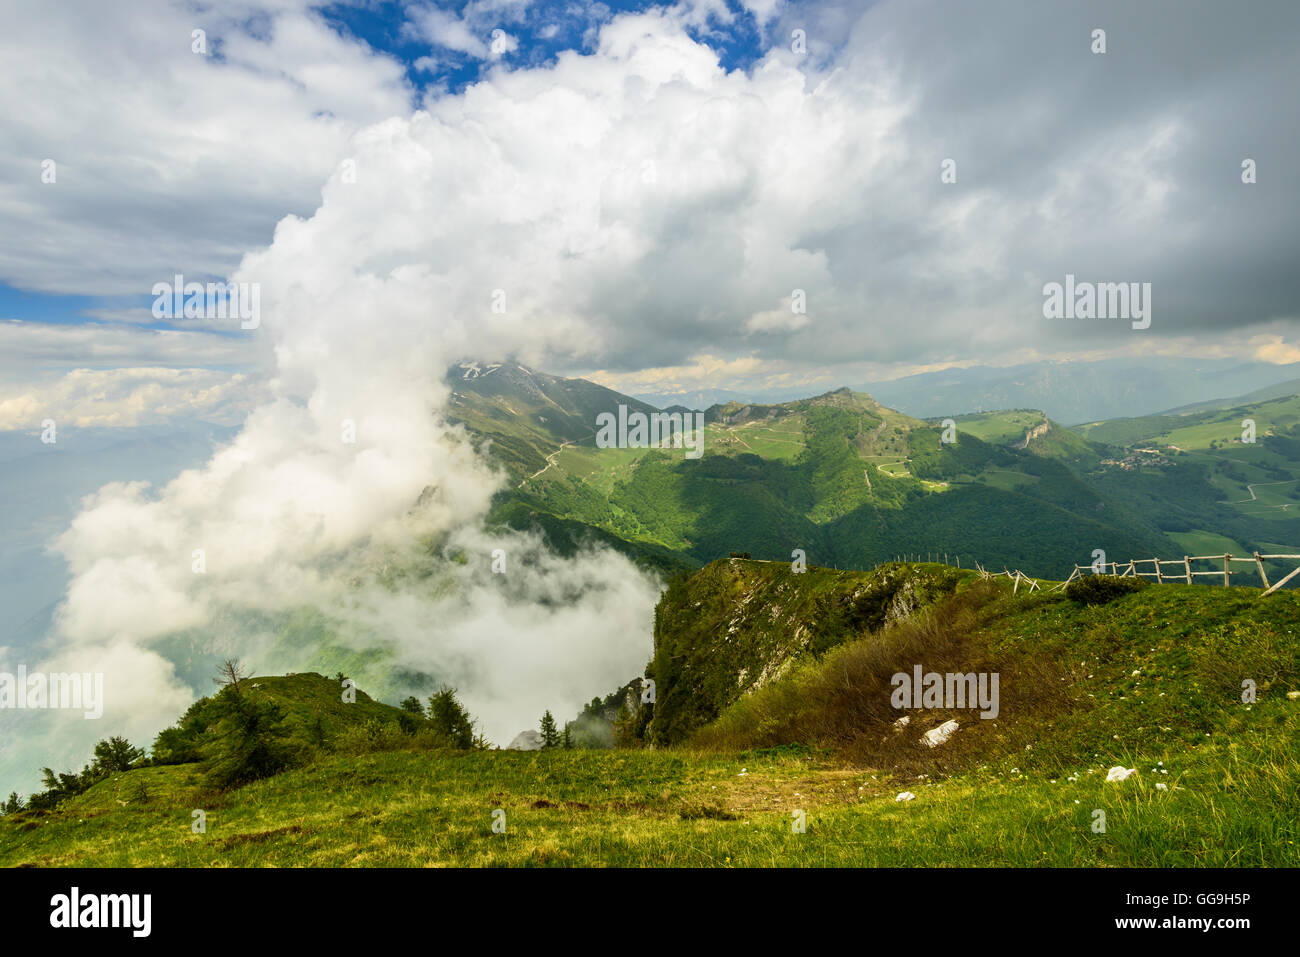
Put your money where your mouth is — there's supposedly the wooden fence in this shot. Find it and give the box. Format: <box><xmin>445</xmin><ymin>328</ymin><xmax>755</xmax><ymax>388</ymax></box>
<box><xmin>1057</xmin><ymin>553</ymin><xmax>1300</xmax><ymax>597</ymax></box>
<box><xmin>972</xmin><ymin>564</ymin><xmax>1041</xmax><ymax>593</ymax></box>
<box><xmin>885</xmin><ymin>552</ymin><xmax>1300</xmax><ymax>596</ymax></box>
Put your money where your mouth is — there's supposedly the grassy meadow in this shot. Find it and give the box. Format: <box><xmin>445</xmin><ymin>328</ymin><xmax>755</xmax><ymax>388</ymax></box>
<box><xmin>4</xmin><ymin>571</ymin><xmax>1298</xmax><ymax>868</ymax></box>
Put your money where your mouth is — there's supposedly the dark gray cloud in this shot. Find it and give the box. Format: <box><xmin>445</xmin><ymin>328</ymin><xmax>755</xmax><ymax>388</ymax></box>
<box><xmin>569</xmin><ymin>0</ymin><xmax>1300</xmax><ymax>374</ymax></box>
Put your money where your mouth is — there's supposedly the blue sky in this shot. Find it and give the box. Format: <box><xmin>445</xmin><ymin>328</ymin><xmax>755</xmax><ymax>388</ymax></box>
<box><xmin>323</xmin><ymin>0</ymin><xmax>770</xmax><ymax>89</ymax></box>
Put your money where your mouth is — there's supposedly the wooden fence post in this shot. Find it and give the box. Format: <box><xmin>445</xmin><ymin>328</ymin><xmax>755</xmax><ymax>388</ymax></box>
<box><xmin>1254</xmin><ymin>552</ymin><xmax>1270</xmax><ymax>589</ymax></box>
<box><xmin>1263</xmin><ymin>561</ymin><xmax>1300</xmax><ymax>596</ymax></box>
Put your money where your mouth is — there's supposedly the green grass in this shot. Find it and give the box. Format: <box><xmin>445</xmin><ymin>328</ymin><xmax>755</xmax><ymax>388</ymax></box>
<box><xmin>1168</xmin><ymin>530</ymin><xmax>1251</xmax><ymax>557</ymax></box>
<box><xmin>951</xmin><ymin>411</ymin><xmax>1045</xmax><ymax>446</ymax></box>
<box><xmin>724</xmin><ymin>419</ymin><xmax>808</xmax><ymax>461</ymax></box>
<box><xmin>4</xmin><ymin>726</ymin><xmax>1295</xmax><ymax>867</ymax></box>
<box><xmin>978</xmin><ymin>468</ymin><xmax>1040</xmax><ymax>491</ymax></box>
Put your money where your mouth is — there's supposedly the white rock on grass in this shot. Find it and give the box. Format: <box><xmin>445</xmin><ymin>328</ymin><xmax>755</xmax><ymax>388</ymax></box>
<box><xmin>893</xmin><ymin>715</ymin><xmax>911</xmax><ymax>731</ymax></box>
<box><xmin>1287</xmin><ymin>690</ymin><xmax>1300</xmax><ymax>700</ymax></box>
<box><xmin>895</xmin><ymin>791</ymin><xmax>916</xmax><ymax>802</ymax></box>
<box><xmin>920</xmin><ymin>719</ymin><xmax>959</xmax><ymax>748</ymax></box>
<box><xmin>1105</xmin><ymin>766</ymin><xmax>1137</xmax><ymax>782</ymax></box>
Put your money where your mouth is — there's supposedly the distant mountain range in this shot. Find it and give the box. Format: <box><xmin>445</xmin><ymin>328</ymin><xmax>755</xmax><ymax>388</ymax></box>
<box><xmin>862</xmin><ymin>358</ymin><xmax>1300</xmax><ymax>425</ymax></box>
<box><xmin>626</xmin><ymin>359</ymin><xmax>1300</xmax><ymax>426</ymax></box>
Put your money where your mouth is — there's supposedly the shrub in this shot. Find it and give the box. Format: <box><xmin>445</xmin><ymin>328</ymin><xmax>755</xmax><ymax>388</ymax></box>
<box><xmin>335</xmin><ymin>717</ymin><xmax>406</xmax><ymax>755</ymax></box>
<box><xmin>1066</xmin><ymin>574</ymin><xmax>1149</xmax><ymax>606</ymax></box>
<box><xmin>688</xmin><ymin>581</ymin><xmax>1068</xmax><ymax>771</ymax></box>
<box><xmin>151</xmin><ymin>696</ymin><xmax>222</xmax><ymax>765</ymax></box>
<box><xmin>201</xmin><ymin>690</ymin><xmax>296</xmax><ymax>788</ymax></box>
<box><xmin>122</xmin><ymin>776</ymin><xmax>151</xmax><ymax>804</ymax></box>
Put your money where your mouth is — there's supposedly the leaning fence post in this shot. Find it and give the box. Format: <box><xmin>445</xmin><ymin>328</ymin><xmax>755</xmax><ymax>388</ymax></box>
<box><xmin>1263</xmin><ymin>560</ymin><xmax>1300</xmax><ymax>596</ymax></box>
<box><xmin>1223</xmin><ymin>554</ymin><xmax>1231</xmax><ymax>587</ymax></box>
<box><xmin>1183</xmin><ymin>556</ymin><xmax>1192</xmax><ymax>584</ymax></box>
<box><xmin>1254</xmin><ymin>552</ymin><xmax>1270</xmax><ymax>589</ymax></box>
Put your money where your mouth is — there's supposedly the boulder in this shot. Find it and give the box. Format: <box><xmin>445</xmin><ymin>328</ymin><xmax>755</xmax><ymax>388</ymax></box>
<box><xmin>506</xmin><ymin>730</ymin><xmax>544</xmax><ymax>751</ymax></box>
<box><xmin>920</xmin><ymin>719</ymin><xmax>959</xmax><ymax>748</ymax></box>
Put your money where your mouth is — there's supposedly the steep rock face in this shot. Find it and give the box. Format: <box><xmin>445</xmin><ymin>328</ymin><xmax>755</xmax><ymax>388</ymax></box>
<box><xmin>645</xmin><ymin>558</ymin><xmax>964</xmax><ymax>745</ymax></box>
<box><xmin>705</xmin><ymin>401</ymin><xmax>790</xmax><ymax>427</ymax></box>
<box><xmin>1016</xmin><ymin>419</ymin><xmax>1052</xmax><ymax>450</ymax></box>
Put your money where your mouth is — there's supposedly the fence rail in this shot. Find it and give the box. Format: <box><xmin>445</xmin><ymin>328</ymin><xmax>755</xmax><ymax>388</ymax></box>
<box><xmin>972</xmin><ymin>564</ymin><xmax>1041</xmax><ymax>593</ymax></box>
<box><xmin>1057</xmin><ymin>553</ymin><xmax>1300</xmax><ymax>597</ymax></box>
<box><xmin>886</xmin><ymin>552</ymin><xmax>1300</xmax><ymax>598</ymax></box>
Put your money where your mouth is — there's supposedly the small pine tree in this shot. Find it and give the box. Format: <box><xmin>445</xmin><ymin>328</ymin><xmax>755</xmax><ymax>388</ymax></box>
<box><xmin>539</xmin><ymin>711</ymin><xmax>560</xmax><ymax>749</ymax></box>
<box><xmin>202</xmin><ymin>690</ymin><xmax>294</xmax><ymax>788</ymax></box>
<box><xmin>92</xmin><ymin>736</ymin><xmax>144</xmax><ymax>774</ymax></box>
<box><xmin>427</xmin><ymin>687</ymin><xmax>476</xmax><ymax>749</ymax></box>
<box><xmin>1</xmin><ymin>792</ymin><xmax>23</xmax><ymax>815</ymax></box>
<box><xmin>399</xmin><ymin>696</ymin><xmax>425</xmax><ymax>717</ymax></box>
<box><xmin>562</xmin><ymin>726</ymin><xmax>573</xmax><ymax>750</ymax></box>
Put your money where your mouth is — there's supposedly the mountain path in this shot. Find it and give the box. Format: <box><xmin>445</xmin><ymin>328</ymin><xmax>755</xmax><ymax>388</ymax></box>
<box><xmin>1234</xmin><ymin>478</ymin><xmax>1300</xmax><ymax>505</ymax></box>
<box><xmin>520</xmin><ymin>440</ymin><xmax>577</xmax><ymax>486</ymax></box>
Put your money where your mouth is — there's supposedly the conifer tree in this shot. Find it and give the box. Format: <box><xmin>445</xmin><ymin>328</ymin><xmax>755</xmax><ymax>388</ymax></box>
<box><xmin>539</xmin><ymin>710</ymin><xmax>560</xmax><ymax>749</ymax></box>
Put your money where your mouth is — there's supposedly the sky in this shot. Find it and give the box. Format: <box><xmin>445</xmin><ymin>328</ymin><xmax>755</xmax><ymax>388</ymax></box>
<box><xmin>2</xmin><ymin>0</ymin><xmax>1297</xmax><ymax>423</ymax></box>
<box><xmin>1</xmin><ymin>0</ymin><xmax>1299</xmax><ymax>794</ymax></box>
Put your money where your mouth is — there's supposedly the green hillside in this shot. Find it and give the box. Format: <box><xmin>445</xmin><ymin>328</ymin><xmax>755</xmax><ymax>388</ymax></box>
<box><xmin>446</xmin><ymin>360</ymin><xmax>663</xmax><ymax>478</ymax></box>
<box><xmin>461</xmin><ymin>365</ymin><xmax>1188</xmax><ymax>579</ymax></box>
<box><xmin>3</xmin><ymin>567</ymin><xmax>1296</xmax><ymax>867</ymax></box>
<box><xmin>676</xmin><ymin>561</ymin><xmax>1300</xmax><ymax>776</ymax></box>
<box><xmin>646</xmin><ymin>560</ymin><xmax>965</xmax><ymax>744</ymax></box>
<box><xmin>944</xmin><ymin>409</ymin><xmax>1101</xmax><ymax>469</ymax></box>
<box><xmin>1070</xmin><ymin>394</ymin><xmax>1300</xmax><ymax>566</ymax></box>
